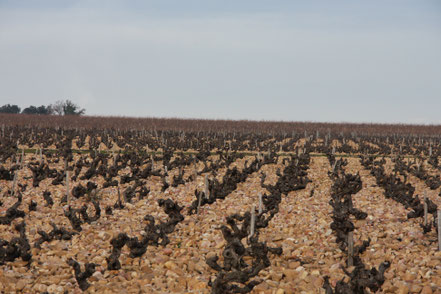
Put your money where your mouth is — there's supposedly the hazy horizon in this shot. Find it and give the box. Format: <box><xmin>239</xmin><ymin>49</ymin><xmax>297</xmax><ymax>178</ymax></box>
<box><xmin>3</xmin><ymin>112</ymin><xmax>441</xmax><ymax>127</ymax></box>
<box><xmin>1</xmin><ymin>1</ymin><xmax>440</xmax><ymax>124</ymax></box>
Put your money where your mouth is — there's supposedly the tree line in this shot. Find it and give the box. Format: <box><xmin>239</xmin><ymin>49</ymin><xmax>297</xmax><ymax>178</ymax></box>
<box><xmin>0</xmin><ymin>100</ymin><xmax>85</xmax><ymax>115</ymax></box>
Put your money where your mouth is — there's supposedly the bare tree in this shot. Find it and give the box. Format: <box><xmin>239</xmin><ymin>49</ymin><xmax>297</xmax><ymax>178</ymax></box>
<box><xmin>50</xmin><ymin>100</ymin><xmax>65</xmax><ymax>115</ymax></box>
<box><xmin>48</xmin><ymin>100</ymin><xmax>85</xmax><ymax>116</ymax></box>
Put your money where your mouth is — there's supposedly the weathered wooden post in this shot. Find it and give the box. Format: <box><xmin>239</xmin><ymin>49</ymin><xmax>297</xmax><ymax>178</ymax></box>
<box><xmin>65</xmin><ymin>170</ymin><xmax>70</xmax><ymax>204</ymax></box>
<box><xmin>204</xmin><ymin>174</ymin><xmax>209</xmax><ymax>199</ymax></box>
<box><xmin>20</xmin><ymin>149</ymin><xmax>24</xmax><ymax>168</ymax></box>
<box><xmin>423</xmin><ymin>192</ymin><xmax>428</xmax><ymax>227</ymax></box>
<box><xmin>438</xmin><ymin>210</ymin><xmax>441</xmax><ymax>251</ymax></box>
<box><xmin>11</xmin><ymin>171</ymin><xmax>17</xmax><ymax>196</ymax></box>
<box><xmin>348</xmin><ymin>231</ymin><xmax>354</xmax><ymax>267</ymax></box>
<box><xmin>197</xmin><ymin>192</ymin><xmax>203</xmax><ymax>216</ymax></box>
<box><xmin>249</xmin><ymin>205</ymin><xmax>256</xmax><ymax>238</ymax></box>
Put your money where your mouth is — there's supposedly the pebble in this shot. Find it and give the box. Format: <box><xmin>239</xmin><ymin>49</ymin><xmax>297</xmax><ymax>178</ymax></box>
<box><xmin>15</xmin><ymin>280</ymin><xmax>26</xmax><ymax>291</ymax></box>
<box><xmin>141</xmin><ymin>265</ymin><xmax>153</xmax><ymax>274</ymax></box>
<box><xmin>34</xmin><ymin>284</ymin><xmax>47</xmax><ymax>292</ymax></box>
<box><xmin>404</xmin><ymin>272</ymin><xmax>416</xmax><ymax>281</ymax></box>
<box><xmin>47</xmin><ymin>284</ymin><xmax>58</xmax><ymax>293</ymax></box>
<box><xmin>165</xmin><ymin>270</ymin><xmax>179</xmax><ymax>278</ymax></box>
<box><xmin>164</xmin><ymin>261</ymin><xmax>177</xmax><ymax>270</ymax></box>
<box><xmin>397</xmin><ymin>285</ymin><xmax>409</xmax><ymax>294</ymax></box>
<box><xmin>421</xmin><ymin>285</ymin><xmax>432</xmax><ymax>294</ymax></box>
<box><xmin>288</xmin><ymin>261</ymin><xmax>300</xmax><ymax>269</ymax></box>
<box><xmin>409</xmin><ymin>284</ymin><xmax>422</xmax><ymax>293</ymax></box>
<box><xmin>163</xmin><ymin>248</ymin><xmax>173</xmax><ymax>256</ymax></box>
<box><xmin>270</xmin><ymin>271</ymin><xmax>283</xmax><ymax>282</ymax></box>
<box><xmin>200</xmin><ymin>240</ymin><xmax>211</xmax><ymax>248</ymax></box>
<box><xmin>283</xmin><ymin>269</ymin><xmax>297</xmax><ymax>280</ymax></box>
<box><xmin>90</xmin><ymin>271</ymin><xmax>104</xmax><ymax>282</ymax></box>
<box><xmin>299</xmin><ymin>271</ymin><xmax>308</xmax><ymax>280</ymax></box>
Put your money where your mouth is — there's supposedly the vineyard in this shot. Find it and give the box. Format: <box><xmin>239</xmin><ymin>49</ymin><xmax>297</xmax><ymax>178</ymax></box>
<box><xmin>0</xmin><ymin>114</ymin><xmax>441</xmax><ymax>293</ymax></box>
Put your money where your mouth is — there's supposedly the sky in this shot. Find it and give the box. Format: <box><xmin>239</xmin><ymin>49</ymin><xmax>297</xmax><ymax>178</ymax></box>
<box><xmin>1</xmin><ymin>0</ymin><xmax>440</xmax><ymax>124</ymax></box>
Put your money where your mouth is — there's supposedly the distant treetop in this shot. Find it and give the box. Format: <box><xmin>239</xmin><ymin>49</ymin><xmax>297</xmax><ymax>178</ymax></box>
<box><xmin>22</xmin><ymin>105</ymin><xmax>51</xmax><ymax>115</ymax></box>
<box><xmin>0</xmin><ymin>100</ymin><xmax>85</xmax><ymax>116</ymax></box>
<box><xmin>0</xmin><ymin>104</ymin><xmax>21</xmax><ymax>114</ymax></box>
<box><xmin>51</xmin><ymin>100</ymin><xmax>85</xmax><ymax>116</ymax></box>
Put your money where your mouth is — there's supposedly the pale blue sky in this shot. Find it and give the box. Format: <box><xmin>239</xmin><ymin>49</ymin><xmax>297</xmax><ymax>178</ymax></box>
<box><xmin>1</xmin><ymin>0</ymin><xmax>440</xmax><ymax>124</ymax></box>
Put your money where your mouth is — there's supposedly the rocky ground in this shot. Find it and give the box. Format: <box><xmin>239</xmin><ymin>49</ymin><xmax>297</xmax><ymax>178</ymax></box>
<box><xmin>1</xmin><ymin>154</ymin><xmax>441</xmax><ymax>293</ymax></box>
